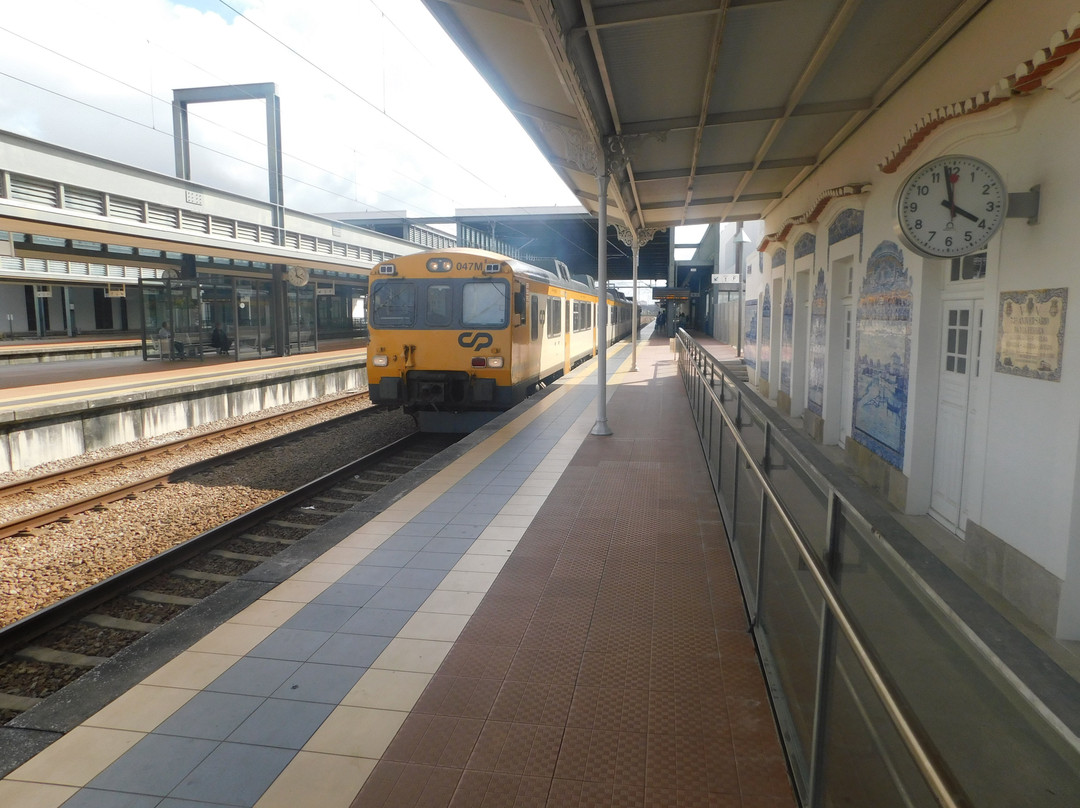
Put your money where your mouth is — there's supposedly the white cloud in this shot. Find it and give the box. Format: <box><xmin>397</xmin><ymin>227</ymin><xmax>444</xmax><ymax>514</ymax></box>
<box><xmin>0</xmin><ymin>0</ymin><xmax>580</xmax><ymax>217</ymax></box>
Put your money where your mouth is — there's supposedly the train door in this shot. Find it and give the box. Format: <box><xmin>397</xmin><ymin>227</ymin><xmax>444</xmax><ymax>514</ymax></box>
<box><xmin>840</xmin><ymin>303</ymin><xmax>855</xmax><ymax>445</ymax></box>
<box><xmin>930</xmin><ymin>300</ymin><xmax>977</xmax><ymax>530</ymax></box>
<box><xmin>528</xmin><ymin>293</ymin><xmax>542</xmax><ymax>382</ymax></box>
<box><xmin>564</xmin><ymin>298</ymin><xmax>572</xmax><ymax>373</ymax></box>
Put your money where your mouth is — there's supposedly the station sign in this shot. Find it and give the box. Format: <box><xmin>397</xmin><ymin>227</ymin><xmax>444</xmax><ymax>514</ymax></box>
<box><xmin>652</xmin><ymin>287</ymin><xmax>690</xmax><ymax>300</ymax></box>
<box><xmin>712</xmin><ymin>273</ymin><xmax>740</xmax><ymax>285</ymax></box>
<box><xmin>106</xmin><ymin>284</ymin><xmax>126</xmax><ymax>298</ymax></box>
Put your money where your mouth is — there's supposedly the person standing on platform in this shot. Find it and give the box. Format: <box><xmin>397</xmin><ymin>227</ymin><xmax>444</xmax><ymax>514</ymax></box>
<box><xmin>210</xmin><ymin>323</ymin><xmax>231</xmax><ymax>354</ymax></box>
<box><xmin>159</xmin><ymin>321</ymin><xmax>184</xmax><ymax>359</ymax></box>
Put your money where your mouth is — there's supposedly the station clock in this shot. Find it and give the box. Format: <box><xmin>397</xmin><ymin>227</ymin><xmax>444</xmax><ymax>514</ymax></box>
<box><xmin>896</xmin><ymin>155</ymin><xmax>1006</xmax><ymax>258</ymax></box>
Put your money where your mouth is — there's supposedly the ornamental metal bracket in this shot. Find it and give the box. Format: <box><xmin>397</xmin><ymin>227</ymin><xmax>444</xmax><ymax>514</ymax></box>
<box><xmin>615</xmin><ymin>224</ymin><xmax>660</xmax><ymax>249</ymax></box>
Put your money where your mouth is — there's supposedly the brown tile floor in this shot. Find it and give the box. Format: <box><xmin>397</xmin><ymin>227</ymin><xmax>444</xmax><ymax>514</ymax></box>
<box><xmin>351</xmin><ymin>337</ymin><xmax>797</xmax><ymax>807</ymax></box>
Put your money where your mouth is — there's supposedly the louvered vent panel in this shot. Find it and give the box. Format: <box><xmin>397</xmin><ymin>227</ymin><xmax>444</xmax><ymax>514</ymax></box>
<box><xmin>237</xmin><ymin>222</ymin><xmax>259</xmax><ymax>242</ymax></box>
<box><xmin>10</xmin><ymin>175</ymin><xmax>59</xmax><ymax>207</ymax></box>
<box><xmin>65</xmin><ymin>186</ymin><xmax>106</xmax><ymax>215</ymax></box>
<box><xmin>110</xmin><ymin>196</ymin><xmax>144</xmax><ymax>222</ymax></box>
<box><xmin>211</xmin><ymin>217</ymin><xmax>235</xmax><ymax>238</ymax></box>
<box><xmin>147</xmin><ymin>204</ymin><xmax>179</xmax><ymax>228</ymax></box>
<box><xmin>181</xmin><ymin>211</ymin><xmax>210</xmax><ymax>233</ymax></box>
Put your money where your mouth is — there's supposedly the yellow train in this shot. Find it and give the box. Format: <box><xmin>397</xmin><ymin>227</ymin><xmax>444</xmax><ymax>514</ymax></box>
<box><xmin>366</xmin><ymin>248</ymin><xmax>633</xmax><ymax>431</ymax></box>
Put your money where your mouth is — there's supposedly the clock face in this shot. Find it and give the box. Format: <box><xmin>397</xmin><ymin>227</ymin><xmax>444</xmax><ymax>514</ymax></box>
<box><xmin>286</xmin><ymin>265</ymin><xmax>310</xmax><ymax>286</ymax></box>
<box><xmin>896</xmin><ymin>155</ymin><xmax>1006</xmax><ymax>258</ymax></box>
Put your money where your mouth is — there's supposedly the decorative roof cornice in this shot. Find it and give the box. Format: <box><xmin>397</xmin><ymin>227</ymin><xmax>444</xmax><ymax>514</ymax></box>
<box><xmin>758</xmin><ymin>183</ymin><xmax>871</xmax><ymax>252</ymax></box>
<box><xmin>878</xmin><ymin>11</ymin><xmax>1080</xmax><ymax>174</ymax></box>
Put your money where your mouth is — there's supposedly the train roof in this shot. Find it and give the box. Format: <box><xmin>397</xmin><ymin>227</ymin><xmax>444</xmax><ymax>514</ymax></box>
<box><xmin>380</xmin><ymin>248</ymin><xmax>626</xmax><ymax>301</ymax></box>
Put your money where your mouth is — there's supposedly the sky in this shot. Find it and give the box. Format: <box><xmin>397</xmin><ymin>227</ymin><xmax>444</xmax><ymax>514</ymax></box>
<box><xmin>0</xmin><ymin>0</ymin><xmax>584</xmax><ymax>220</ymax></box>
<box><xmin>0</xmin><ymin>0</ymin><xmax>704</xmax><ymax>262</ymax></box>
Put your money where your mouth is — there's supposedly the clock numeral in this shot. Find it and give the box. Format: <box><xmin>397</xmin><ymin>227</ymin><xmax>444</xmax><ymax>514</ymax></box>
<box><xmin>913</xmin><ymin>219</ymin><xmax>923</xmax><ymax>230</ymax></box>
<box><xmin>981</xmin><ymin>183</ymin><xmax>991</xmax><ymax>195</ymax></box>
<box><xmin>964</xmin><ymin>231</ymin><xmax>973</xmax><ymax>243</ymax></box>
<box><xmin>917</xmin><ymin>184</ymin><xmax>930</xmax><ymax>196</ymax></box>
<box><xmin>908</xmin><ymin>202</ymin><xmax>918</xmax><ymax>213</ymax></box>
<box><xmin>986</xmin><ymin>201</ymin><xmax>996</xmax><ymax>212</ymax></box>
<box><xmin>945</xmin><ymin>236</ymin><xmax>953</xmax><ymax>247</ymax></box>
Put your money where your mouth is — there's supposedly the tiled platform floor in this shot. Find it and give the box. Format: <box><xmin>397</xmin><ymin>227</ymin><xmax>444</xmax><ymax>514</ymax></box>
<box><xmin>0</xmin><ymin>331</ymin><xmax>796</xmax><ymax>808</ymax></box>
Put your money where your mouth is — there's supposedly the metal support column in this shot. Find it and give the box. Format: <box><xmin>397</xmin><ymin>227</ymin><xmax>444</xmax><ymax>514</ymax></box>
<box><xmin>591</xmin><ymin>170</ymin><xmax>613</xmax><ymax>437</ymax></box>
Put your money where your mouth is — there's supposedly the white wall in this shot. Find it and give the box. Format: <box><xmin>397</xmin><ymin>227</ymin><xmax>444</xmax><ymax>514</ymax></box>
<box><xmin>756</xmin><ymin>0</ymin><xmax>1080</xmax><ymax>635</ymax></box>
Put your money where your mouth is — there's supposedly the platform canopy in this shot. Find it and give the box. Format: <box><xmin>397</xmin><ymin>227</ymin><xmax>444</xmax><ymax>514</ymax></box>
<box><xmin>421</xmin><ymin>0</ymin><xmax>989</xmax><ymax>231</ymax></box>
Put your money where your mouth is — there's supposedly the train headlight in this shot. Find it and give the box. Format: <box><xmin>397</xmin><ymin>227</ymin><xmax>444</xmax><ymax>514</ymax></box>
<box><xmin>377</xmin><ymin>264</ymin><xmax>396</xmax><ymax>275</ymax></box>
<box><xmin>487</xmin><ymin>356</ymin><xmax>504</xmax><ymax>368</ymax></box>
<box><xmin>372</xmin><ymin>354</ymin><xmax>389</xmax><ymax>367</ymax></box>
<box><xmin>426</xmin><ymin>257</ymin><xmax>453</xmax><ymax>272</ymax></box>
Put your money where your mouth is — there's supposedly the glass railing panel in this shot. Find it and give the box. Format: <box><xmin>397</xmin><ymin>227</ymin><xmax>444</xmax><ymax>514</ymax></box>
<box><xmin>834</xmin><ymin>505</ymin><xmax>1080</xmax><ymax>806</ymax></box>
<box><xmin>705</xmin><ymin>403</ymin><xmax>721</xmax><ymax>492</ymax></box>
<box><xmin>821</xmin><ymin>630</ymin><xmax>940</xmax><ymax>807</ymax></box>
<box><xmin>731</xmin><ymin>448</ymin><xmax>761</xmax><ymax>600</ymax></box>
<box><xmin>739</xmin><ymin>406</ymin><xmax>768</xmax><ymax>466</ymax></box>
<box><xmin>766</xmin><ymin>438</ymin><xmax>829</xmax><ymax>559</ymax></box>
<box><xmin>758</xmin><ymin>500</ymin><xmax>824</xmax><ymax>765</ymax></box>
<box><xmin>718</xmin><ymin>418</ymin><xmax>737</xmax><ymax>520</ymax></box>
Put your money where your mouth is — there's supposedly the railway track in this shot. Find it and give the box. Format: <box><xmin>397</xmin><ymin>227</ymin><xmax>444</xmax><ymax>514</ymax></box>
<box><xmin>0</xmin><ymin>423</ymin><xmax>460</xmax><ymax>728</ymax></box>
<box><xmin>0</xmin><ymin>392</ymin><xmax>372</xmax><ymax>539</ymax></box>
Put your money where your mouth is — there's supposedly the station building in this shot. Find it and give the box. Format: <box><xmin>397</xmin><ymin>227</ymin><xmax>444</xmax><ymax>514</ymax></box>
<box><xmin>730</xmin><ymin>5</ymin><xmax>1080</xmax><ymax>640</ymax></box>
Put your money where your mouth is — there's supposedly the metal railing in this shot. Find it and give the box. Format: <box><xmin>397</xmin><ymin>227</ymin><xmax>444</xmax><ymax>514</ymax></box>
<box><xmin>676</xmin><ymin>330</ymin><xmax>1080</xmax><ymax>808</ymax></box>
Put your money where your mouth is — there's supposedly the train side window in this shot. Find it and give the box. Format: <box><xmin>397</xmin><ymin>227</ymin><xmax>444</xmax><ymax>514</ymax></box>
<box><xmin>531</xmin><ymin>295</ymin><xmax>539</xmax><ymax>340</ymax></box>
<box><xmin>370</xmin><ymin>280</ymin><xmax>416</xmax><ymax>327</ymax></box>
<box><xmin>547</xmin><ymin>297</ymin><xmax>562</xmax><ymax>337</ymax></box>
<box><xmin>513</xmin><ymin>283</ymin><xmax>526</xmax><ymax>324</ymax></box>
<box><xmin>426</xmin><ymin>284</ymin><xmax>452</xmax><ymax>327</ymax></box>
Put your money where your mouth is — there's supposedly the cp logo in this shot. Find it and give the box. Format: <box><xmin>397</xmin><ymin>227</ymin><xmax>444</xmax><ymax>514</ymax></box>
<box><xmin>458</xmin><ymin>331</ymin><xmax>493</xmax><ymax>351</ymax></box>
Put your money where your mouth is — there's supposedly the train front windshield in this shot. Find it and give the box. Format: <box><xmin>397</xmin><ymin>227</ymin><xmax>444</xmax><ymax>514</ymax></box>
<box><xmin>370</xmin><ymin>278</ymin><xmax>510</xmax><ymax>330</ymax></box>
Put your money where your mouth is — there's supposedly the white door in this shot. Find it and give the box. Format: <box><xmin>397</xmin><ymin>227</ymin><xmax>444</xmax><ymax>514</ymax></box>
<box><xmin>840</xmin><ymin>304</ymin><xmax>854</xmax><ymax>444</ymax></box>
<box><xmin>931</xmin><ymin>302</ymin><xmax>975</xmax><ymax>528</ymax></box>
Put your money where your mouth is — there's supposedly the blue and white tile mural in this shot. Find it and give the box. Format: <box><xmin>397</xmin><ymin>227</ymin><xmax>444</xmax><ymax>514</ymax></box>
<box><xmin>852</xmin><ymin>241</ymin><xmax>911</xmax><ymax>469</ymax></box>
<box><xmin>807</xmin><ymin>269</ymin><xmax>828</xmax><ymax>416</ymax></box>
<box><xmin>828</xmin><ymin>208</ymin><xmax>864</xmax><ymax>244</ymax></box>
<box><xmin>744</xmin><ymin>300</ymin><xmax>758</xmax><ymax>369</ymax></box>
<box><xmin>781</xmin><ymin>278</ymin><xmax>793</xmax><ymax>395</ymax></box>
<box><xmin>794</xmin><ymin>232</ymin><xmax>816</xmax><ymax>260</ymax></box>
<box><xmin>759</xmin><ymin>287</ymin><xmax>771</xmax><ymax>383</ymax></box>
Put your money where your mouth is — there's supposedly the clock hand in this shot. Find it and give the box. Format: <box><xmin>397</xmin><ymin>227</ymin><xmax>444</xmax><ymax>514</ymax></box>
<box><xmin>939</xmin><ymin>200</ymin><xmax>980</xmax><ymax>223</ymax></box>
<box><xmin>944</xmin><ymin>166</ymin><xmax>956</xmax><ymax>218</ymax></box>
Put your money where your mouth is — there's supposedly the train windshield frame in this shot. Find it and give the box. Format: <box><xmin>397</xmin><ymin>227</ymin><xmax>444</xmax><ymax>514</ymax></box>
<box><xmin>371</xmin><ymin>277</ymin><xmax>510</xmax><ymax>330</ymax></box>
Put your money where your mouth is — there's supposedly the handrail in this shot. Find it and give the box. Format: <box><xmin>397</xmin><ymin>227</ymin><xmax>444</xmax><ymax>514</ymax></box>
<box><xmin>675</xmin><ymin>330</ymin><xmax>969</xmax><ymax>808</ymax></box>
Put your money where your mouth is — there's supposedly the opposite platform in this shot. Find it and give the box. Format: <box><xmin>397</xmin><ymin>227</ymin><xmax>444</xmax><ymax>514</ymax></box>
<box><xmin>0</xmin><ymin>331</ymin><xmax>796</xmax><ymax>807</ymax></box>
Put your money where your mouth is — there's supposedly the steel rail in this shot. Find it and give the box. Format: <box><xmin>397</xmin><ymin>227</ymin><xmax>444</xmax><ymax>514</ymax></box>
<box><xmin>0</xmin><ymin>430</ymin><xmax>423</xmax><ymax>657</ymax></box>
<box><xmin>678</xmin><ymin>334</ymin><xmax>970</xmax><ymax>808</ymax></box>
<box><xmin>0</xmin><ymin>398</ymin><xmax>376</xmax><ymax>540</ymax></box>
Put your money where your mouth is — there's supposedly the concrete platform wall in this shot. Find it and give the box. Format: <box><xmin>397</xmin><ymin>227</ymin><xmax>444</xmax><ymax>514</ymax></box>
<box><xmin>0</xmin><ymin>364</ymin><xmax>369</xmax><ymax>475</ymax></box>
